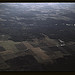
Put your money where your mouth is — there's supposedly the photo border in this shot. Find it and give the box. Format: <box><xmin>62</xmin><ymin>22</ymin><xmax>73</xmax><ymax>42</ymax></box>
<box><xmin>0</xmin><ymin>1</ymin><xmax>75</xmax><ymax>75</ymax></box>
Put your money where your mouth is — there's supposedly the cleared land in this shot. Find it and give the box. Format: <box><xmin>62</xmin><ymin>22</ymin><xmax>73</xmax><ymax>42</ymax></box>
<box><xmin>23</xmin><ymin>41</ymin><xmax>52</xmax><ymax>63</ymax></box>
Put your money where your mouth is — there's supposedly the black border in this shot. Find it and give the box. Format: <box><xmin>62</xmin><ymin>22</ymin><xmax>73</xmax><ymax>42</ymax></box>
<box><xmin>0</xmin><ymin>71</ymin><xmax>75</xmax><ymax>75</ymax></box>
<box><xmin>0</xmin><ymin>0</ymin><xmax>75</xmax><ymax>2</ymax></box>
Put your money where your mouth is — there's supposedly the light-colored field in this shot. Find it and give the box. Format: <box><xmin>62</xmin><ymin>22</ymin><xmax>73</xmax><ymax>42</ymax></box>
<box><xmin>0</xmin><ymin>51</ymin><xmax>30</xmax><ymax>61</ymax></box>
<box><xmin>0</xmin><ymin>40</ymin><xmax>19</xmax><ymax>53</ymax></box>
<box><xmin>30</xmin><ymin>34</ymin><xmax>59</xmax><ymax>47</ymax></box>
<box><xmin>0</xmin><ymin>38</ymin><xmax>71</xmax><ymax>64</ymax></box>
<box><xmin>23</xmin><ymin>41</ymin><xmax>52</xmax><ymax>63</ymax></box>
<box><xmin>0</xmin><ymin>40</ymin><xmax>30</xmax><ymax>61</ymax></box>
<box><xmin>0</xmin><ymin>40</ymin><xmax>53</xmax><ymax>63</ymax></box>
<box><xmin>43</xmin><ymin>35</ymin><xmax>59</xmax><ymax>47</ymax></box>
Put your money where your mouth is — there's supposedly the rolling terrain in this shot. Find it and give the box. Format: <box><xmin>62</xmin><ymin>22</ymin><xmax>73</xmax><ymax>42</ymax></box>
<box><xmin>0</xmin><ymin>3</ymin><xmax>75</xmax><ymax>71</ymax></box>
